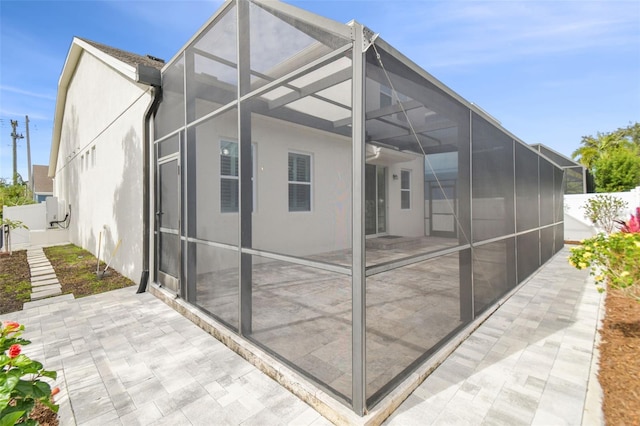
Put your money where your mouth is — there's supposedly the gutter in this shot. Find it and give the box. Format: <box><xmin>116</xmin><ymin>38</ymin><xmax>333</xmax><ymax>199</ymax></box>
<box><xmin>137</xmin><ymin>64</ymin><xmax>163</xmax><ymax>293</ymax></box>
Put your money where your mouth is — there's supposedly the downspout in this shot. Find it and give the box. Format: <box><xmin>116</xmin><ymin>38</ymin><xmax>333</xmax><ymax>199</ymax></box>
<box><xmin>137</xmin><ymin>79</ymin><xmax>163</xmax><ymax>293</ymax></box>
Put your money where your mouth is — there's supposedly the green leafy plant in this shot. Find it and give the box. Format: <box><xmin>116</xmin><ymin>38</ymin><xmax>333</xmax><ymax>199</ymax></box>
<box><xmin>569</xmin><ymin>208</ymin><xmax>640</xmax><ymax>299</ymax></box>
<box><xmin>572</xmin><ymin>122</ymin><xmax>640</xmax><ymax>192</ymax></box>
<box><xmin>583</xmin><ymin>194</ymin><xmax>628</xmax><ymax>234</ymax></box>
<box><xmin>594</xmin><ymin>147</ymin><xmax>640</xmax><ymax>193</ymax></box>
<box><xmin>0</xmin><ymin>181</ymin><xmax>35</xmax><ymax>221</ymax></box>
<box><xmin>0</xmin><ymin>321</ymin><xmax>58</xmax><ymax>426</ymax></box>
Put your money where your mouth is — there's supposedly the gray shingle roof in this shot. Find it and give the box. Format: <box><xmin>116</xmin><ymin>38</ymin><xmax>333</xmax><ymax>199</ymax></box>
<box><xmin>79</xmin><ymin>38</ymin><xmax>165</xmax><ymax>70</ymax></box>
<box><xmin>32</xmin><ymin>165</ymin><xmax>53</xmax><ymax>193</ymax></box>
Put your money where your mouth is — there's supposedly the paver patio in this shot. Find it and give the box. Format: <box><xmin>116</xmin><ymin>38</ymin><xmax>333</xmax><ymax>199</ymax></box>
<box><xmin>6</xmin><ymin>247</ymin><xmax>602</xmax><ymax>425</ymax></box>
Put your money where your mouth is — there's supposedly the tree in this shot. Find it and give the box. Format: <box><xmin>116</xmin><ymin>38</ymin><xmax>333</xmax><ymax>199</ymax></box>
<box><xmin>572</xmin><ymin>122</ymin><xmax>640</xmax><ymax>192</ymax></box>
<box><xmin>594</xmin><ymin>147</ymin><xmax>640</xmax><ymax>193</ymax></box>
<box><xmin>582</xmin><ymin>194</ymin><xmax>628</xmax><ymax>234</ymax></box>
<box><xmin>0</xmin><ymin>179</ymin><xmax>34</xmax><ymax>220</ymax></box>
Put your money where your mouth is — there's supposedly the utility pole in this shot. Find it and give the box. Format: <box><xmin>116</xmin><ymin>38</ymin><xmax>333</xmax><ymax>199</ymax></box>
<box><xmin>26</xmin><ymin>115</ymin><xmax>32</xmax><ymax>190</ymax></box>
<box><xmin>10</xmin><ymin>120</ymin><xmax>24</xmax><ymax>185</ymax></box>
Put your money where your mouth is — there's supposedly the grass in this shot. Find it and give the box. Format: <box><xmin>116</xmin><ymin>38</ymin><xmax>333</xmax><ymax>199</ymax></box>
<box><xmin>0</xmin><ymin>244</ymin><xmax>135</xmax><ymax>314</ymax></box>
<box><xmin>43</xmin><ymin>244</ymin><xmax>135</xmax><ymax>298</ymax></box>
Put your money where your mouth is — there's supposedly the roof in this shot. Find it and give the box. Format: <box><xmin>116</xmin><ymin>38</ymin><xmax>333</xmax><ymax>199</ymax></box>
<box><xmin>530</xmin><ymin>143</ymin><xmax>584</xmax><ymax>169</ymax></box>
<box><xmin>78</xmin><ymin>38</ymin><xmax>165</xmax><ymax>70</ymax></box>
<box><xmin>32</xmin><ymin>165</ymin><xmax>53</xmax><ymax>193</ymax></box>
<box><xmin>49</xmin><ymin>37</ymin><xmax>163</xmax><ymax>177</ymax></box>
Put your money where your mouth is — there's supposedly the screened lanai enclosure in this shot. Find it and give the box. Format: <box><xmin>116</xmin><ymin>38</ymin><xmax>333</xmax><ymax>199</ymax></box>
<box><xmin>152</xmin><ymin>0</ymin><xmax>564</xmax><ymax>416</ymax></box>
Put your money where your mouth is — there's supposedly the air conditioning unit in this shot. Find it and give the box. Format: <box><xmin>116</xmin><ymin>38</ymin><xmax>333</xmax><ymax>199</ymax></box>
<box><xmin>46</xmin><ymin>196</ymin><xmax>58</xmax><ymax>228</ymax></box>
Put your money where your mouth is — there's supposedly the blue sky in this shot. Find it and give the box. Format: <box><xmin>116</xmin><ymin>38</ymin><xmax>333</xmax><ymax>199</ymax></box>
<box><xmin>1</xmin><ymin>0</ymin><xmax>638</xmax><ymax>182</ymax></box>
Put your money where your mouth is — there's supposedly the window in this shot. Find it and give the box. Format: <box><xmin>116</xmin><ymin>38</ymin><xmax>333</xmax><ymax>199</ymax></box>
<box><xmin>220</xmin><ymin>140</ymin><xmax>254</xmax><ymax>213</ymax></box>
<box><xmin>401</xmin><ymin>170</ymin><xmax>411</xmax><ymax>209</ymax></box>
<box><xmin>91</xmin><ymin>146</ymin><xmax>96</xmax><ymax>167</ymax></box>
<box><xmin>288</xmin><ymin>152</ymin><xmax>311</xmax><ymax>212</ymax></box>
<box><xmin>85</xmin><ymin>151</ymin><xmax>89</xmax><ymax>169</ymax></box>
<box><xmin>220</xmin><ymin>141</ymin><xmax>239</xmax><ymax>213</ymax></box>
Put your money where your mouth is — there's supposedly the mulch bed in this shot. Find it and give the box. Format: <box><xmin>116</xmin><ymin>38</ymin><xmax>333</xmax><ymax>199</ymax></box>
<box><xmin>599</xmin><ymin>289</ymin><xmax>640</xmax><ymax>424</ymax></box>
<box><xmin>29</xmin><ymin>400</ymin><xmax>59</xmax><ymax>426</ymax></box>
<box><xmin>0</xmin><ymin>250</ymin><xmax>31</xmax><ymax>314</ymax></box>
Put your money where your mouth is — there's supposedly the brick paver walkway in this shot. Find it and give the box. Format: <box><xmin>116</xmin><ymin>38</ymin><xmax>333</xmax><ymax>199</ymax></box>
<box><xmin>6</xmin><ymin>248</ymin><xmax>603</xmax><ymax>425</ymax></box>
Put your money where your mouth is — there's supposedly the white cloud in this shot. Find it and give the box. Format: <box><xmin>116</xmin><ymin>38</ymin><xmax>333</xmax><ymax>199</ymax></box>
<box><xmin>0</xmin><ymin>86</ymin><xmax>56</xmax><ymax>101</ymax></box>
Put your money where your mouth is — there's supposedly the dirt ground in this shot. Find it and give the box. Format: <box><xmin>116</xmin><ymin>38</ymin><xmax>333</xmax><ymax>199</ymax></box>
<box><xmin>43</xmin><ymin>244</ymin><xmax>135</xmax><ymax>298</ymax></box>
<box><xmin>599</xmin><ymin>289</ymin><xmax>640</xmax><ymax>424</ymax></box>
<box><xmin>0</xmin><ymin>250</ymin><xmax>31</xmax><ymax>314</ymax></box>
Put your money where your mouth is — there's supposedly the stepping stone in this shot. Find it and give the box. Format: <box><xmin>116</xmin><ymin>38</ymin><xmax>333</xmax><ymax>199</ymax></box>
<box><xmin>31</xmin><ymin>271</ymin><xmax>58</xmax><ymax>282</ymax></box>
<box><xmin>32</xmin><ymin>278</ymin><xmax>60</xmax><ymax>287</ymax></box>
<box><xmin>30</xmin><ymin>288</ymin><xmax>62</xmax><ymax>301</ymax></box>
<box><xmin>31</xmin><ymin>269</ymin><xmax>56</xmax><ymax>277</ymax></box>
<box><xmin>30</xmin><ymin>263</ymin><xmax>52</xmax><ymax>270</ymax></box>
<box><xmin>30</xmin><ymin>266</ymin><xmax>53</xmax><ymax>273</ymax></box>
<box><xmin>31</xmin><ymin>284</ymin><xmax>61</xmax><ymax>294</ymax></box>
<box><xmin>31</xmin><ymin>273</ymin><xmax>57</xmax><ymax>281</ymax></box>
<box><xmin>23</xmin><ymin>293</ymin><xmax>74</xmax><ymax>309</ymax></box>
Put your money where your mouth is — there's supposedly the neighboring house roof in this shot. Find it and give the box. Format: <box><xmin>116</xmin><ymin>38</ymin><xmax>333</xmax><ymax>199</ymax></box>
<box><xmin>32</xmin><ymin>165</ymin><xmax>53</xmax><ymax>193</ymax></box>
<box><xmin>48</xmin><ymin>37</ymin><xmax>164</xmax><ymax>177</ymax></box>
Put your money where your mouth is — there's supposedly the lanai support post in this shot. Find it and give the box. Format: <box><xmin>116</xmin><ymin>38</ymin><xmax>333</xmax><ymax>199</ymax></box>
<box><xmin>238</xmin><ymin>0</ymin><xmax>253</xmax><ymax>336</ymax></box>
<box><xmin>351</xmin><ymin>21</ymin><xmax>367</xmax><ymax>416</ymax></box>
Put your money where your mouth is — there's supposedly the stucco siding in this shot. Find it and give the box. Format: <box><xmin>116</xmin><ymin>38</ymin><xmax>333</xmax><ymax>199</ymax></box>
<box><xmin>54</xmin><ymin>50</ymin><xmax>152</xmax><ymax>282</ymax></box>
<box><xmin>188</xmin><ymin>111</ymin><xmax>425</xmax><ymax>260</ymax></box>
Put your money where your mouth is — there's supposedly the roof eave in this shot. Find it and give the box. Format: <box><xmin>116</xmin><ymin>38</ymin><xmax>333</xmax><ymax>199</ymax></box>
<box><xmin>48</xmin><ymin>38</ymin><xmax>146</xmax><ymax>177</ymax></box>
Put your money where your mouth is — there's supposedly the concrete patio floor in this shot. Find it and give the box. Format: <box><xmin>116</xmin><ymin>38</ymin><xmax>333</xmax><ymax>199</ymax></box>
<box><xmin>6</xmin><ymin>247</ymin><xmax>603</xmax><ymax>425</ymax></box>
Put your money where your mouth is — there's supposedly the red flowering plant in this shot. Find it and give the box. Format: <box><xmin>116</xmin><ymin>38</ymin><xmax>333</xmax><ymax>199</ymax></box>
<box><xmin>1</xmin><ymin>321</ymin><xmax>58</xmax><ymax>425</ymax></box>
<box><xmin>617</xmin><ymin>207</ymin><xmax>640</xmax><ymax>233</ymax></box>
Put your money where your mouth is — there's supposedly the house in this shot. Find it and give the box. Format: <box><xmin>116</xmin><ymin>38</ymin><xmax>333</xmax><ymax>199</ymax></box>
<box><xmin>50</xmin><ymin>0</ymin><xmax>566</xmax><ymax>422</ymax></box>
<box><xmin>49</xmin><ymin>37</ymin><xmax>163</xmax><ymax>282</ymax></box>
<box><xmin>31</xmin><ymin>165</ymin><xmax>53</xmax><ymax>202</ymax></box>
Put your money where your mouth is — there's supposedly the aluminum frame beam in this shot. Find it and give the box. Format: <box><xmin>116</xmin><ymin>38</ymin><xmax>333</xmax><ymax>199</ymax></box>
<box><xmin>351</xmin><ymin>22</ymin><xmax>366</xmax><ymax>417</ymax></box>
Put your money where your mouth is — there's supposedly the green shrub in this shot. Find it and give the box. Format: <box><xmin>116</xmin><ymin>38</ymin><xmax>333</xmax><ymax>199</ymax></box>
<box><xmin>569</xmin><ymin>222</ymin><xmax>640</xmax><ymax>299</ymax></box>
<box><xmin>0</xmin><ymin>321</ymin><xmax>58</xmax><ymax>425</ymax></box>
<box><xmin>583</xmin><ymin>194</ymin><xmax>627</xmax><ymax>234</ymax></box>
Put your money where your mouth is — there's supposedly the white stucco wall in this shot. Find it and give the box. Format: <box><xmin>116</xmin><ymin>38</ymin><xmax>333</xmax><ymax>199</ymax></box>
<box><xmin>188</xmin><ymin>107</ymin><xmax>426</xmax><ymax>259</ymax></box>
<box><xmin>54</xmin><ymin>50</ymin><xmax>153</xmax><ymax>282</ymax></box>
<box><xmin>564</xmin><ymin>186</ymin><xmax>640</xmax><ymax>239</ymax></box>
<box><xmin>2</xmin><ymin>203</ymin><xmax>47</xmax><ymax>247</ymax></box>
